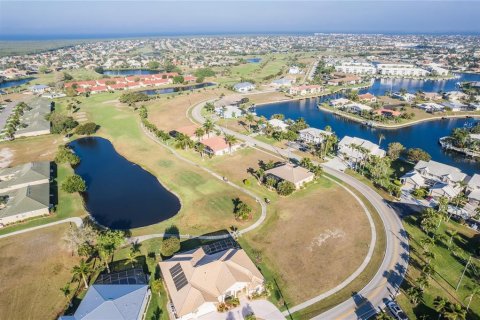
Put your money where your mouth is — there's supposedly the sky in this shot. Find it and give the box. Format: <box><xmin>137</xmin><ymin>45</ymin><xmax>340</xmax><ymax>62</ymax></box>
<box><xmin>0</xmin><ymin>1</ymin><xmax>479</xmax><ymax>39</ymax></box>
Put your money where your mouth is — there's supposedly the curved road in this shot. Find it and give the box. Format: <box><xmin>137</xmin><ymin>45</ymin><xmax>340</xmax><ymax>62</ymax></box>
<box><xmin>190</xmin><ymin>100</ymin><xmax>409</xmax><ymax>319</ymax></box>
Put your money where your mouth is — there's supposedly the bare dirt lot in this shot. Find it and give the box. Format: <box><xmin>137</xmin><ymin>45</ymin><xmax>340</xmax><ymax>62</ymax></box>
<box><xmin>0</xmin><ymin>223</ymin><xmax>79</xmax><ymax>320</ymax></box>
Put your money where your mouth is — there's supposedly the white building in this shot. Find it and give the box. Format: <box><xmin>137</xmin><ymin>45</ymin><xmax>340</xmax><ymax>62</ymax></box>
<box><xmin>299</xmin><ymin>127</ymin><xmax>332</xmax><ymax>145</ymax></box>
<box><xmin>428</xmin><ymin>64</ymin><xmax>449</xmax><ymax>76</ymax></box>
<box><xmin>338</xmin><ymin>136</ymin><xmax>386</xmax><ymax>168</ymax></box>
<box><xmin>392</xmin><ymin>92</ymin><xmax>416</xmax><ymax>102</ymax></box>
<box><xmin>268</xmin><ymin>119</ymin><xmax>289</xmax><ymax>132</ymax></box>
<box><xmin>377</xmin><ymin>64</ymin><xmax>430</xmax><ymax>77</ymax></box>
<box><xmin>417</xmin><ymin>102</ymin><xmax>445</xmax><ymax>113</ymax></box>
<box><xmin>334</xmin><ymin>62</ymin><xmax>376</xmax><ymax>75</ymax></box>
<box><xmin>467</xmin><ymin>174</ymin><xmax>480</xmax><ymax>207</ymax></box>
<box><xmin>233</xmin><ymin>82</ymin><xmax>255</xmax><ymax>93</ymax></box>
<box><xmin>215</xmin><ymin>105</ymin><xmax>244</xmax><ymax>119</ymax></box>
<box><xmin>288</xmin><ymin>66</ymin><xmax>301</xmax><ymax>74</ymax></box>
<box><xmin>344</xmin><ymin>102</ymin><xmax>372</xmax><ymax>114</ymax></box>
<box><xmin>329</xmin><ymin>98</ymin><xmax>351</xmax><ymax>108</ymax></box>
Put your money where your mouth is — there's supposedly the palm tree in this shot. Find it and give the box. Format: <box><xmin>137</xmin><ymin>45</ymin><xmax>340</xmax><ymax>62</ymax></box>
<box><xmin>433</xmin><ymin>296</ymin><xmax>448</xmax><ymax>319</ymax></box>
<box><xmin>375</xmin><ymin>311</ymin><xmax>393</xmax><ymax>320</ymax></box>
<box><xmin>378</xmin><ymin>133</ymin><xmax>386</xmax><ymax>147</ymax></box>
<box><xmin>72</xmin><ymin>259</ymin><xmax>92</xmax><ymax>289</ymax></box>
<box><xmin>60</xmin><ymin>283</ymin><xmax>71</xmax><ymax>298</ymax></box>
<box><xmin>195</xmin><ymin>142</ymin><xmax>206</xmax><ymax>158</ymax></box>
<box><xmin>224</xmin><ymin>134</ymin><xmax>238</xmax><ymax>154</ymax></box>
<box><xmin>175</xmin><ymin>134</ymin><xmax>194</xmax><ymax>150</ymax></box>
<box><xmin>424</xmin><ymin>251</ymin><xmax>436</xmax><ymax>264</ymax></box>
<box><xmin>406</xmin><ymin>286</ymin><xmax>423</xmax><ymax>305</ymax></box>
<box><xmin>194</xmin><ymin>127</ymin><xmax>205</xmax><ymax>140</ymax></box>
<box><xmin>245</xmin><ymin>113</ymin><xmax>255</xmax><ymax>132</ymax></box>
<box><xmin>466</xmin><ymin>285</ymin><xmax>480</xmax><ymax>311</ymax></box>
<box><xmin>97</xmin><ymin>247</ymin><xmax>111</xmax><ymax>273</ymax></box>
<box><xmin>125</xmin><ymin>250</ymin><xmax>138</xmax><ymax>268</ymax></box>
<box><xmin>446</xmin><ymin>230</ymin><xmax>459</xmax><ymax>248</ymax></box>
<box><xmin>445</xmin><ymin>303</ymin><xmax>466</xmax><ymax>320</ymax></box>
<box><xmin>203</xmin><ymin>119</ymin><xmax>214</xmax><ymax>137</ymax></box>
<box><xmin>417</xmin><ymin>275</ymin><xmax>430</xmax><ymax>290</ymax></box>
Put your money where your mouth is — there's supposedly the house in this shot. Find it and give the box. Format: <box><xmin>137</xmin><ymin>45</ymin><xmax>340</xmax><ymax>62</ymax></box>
<box><xmin>299</xmin><ymin>127</ymin><xmax>332</xmax><ymax>145</ymax></box>
<box><xmin>159</xmin><ymin>246</ymin><xmax>264</xmax><ymax>320</ymax></box>
<box><xmin>327</xmin><ymin>75</ymin><xmax>362</xmax><ymax>86</ymax></box>
<box><xmin>28</xmin><ymin>84</ymin><xmax>50</xmax><ymax>94</ymax></box>
<box><xmin>172</xmin><ymin>124</ymin><xmax>205</xmax><ymax>141</ymax></box>
<box><xmin>466</xmin><ymin>174</ymin><xmax>480</xmax><ymax>207</ymax></box>
<box><xmin>337</xmin><ymin>136</ymin><xmax>386</xmax><ymax>168</ymax></box>
<box><xmin>374</xmin><ymin>108</ymin><xmax>401</xmax><ymax>118</ymax></box>
<box><xmin>14</xmin><ymin>98</ymin><xmax>51</xmax><ymax>138</ymax></box>
<box><xmin>344</xmin><ymin>102</ymin><xmax>372</xmax><ymax>114</ymax></box>
<box><xmin>469</xmin><ymin>103</ymin><xmax>480</xmax><ymax>111</ymax></box>
<box><xmin>0</xmin><ymin>183</ymin><xmax>50</xmax><ymax>227</ymax></box>
<box><xmin>288</xmin><ymin>66</ymin><xmax>301</xmax><ymax>74</ymax></box>
<box><xmin>401</xmin><ymin>160</ymin><xmax>467</xmax><ymax>199</ymax></box>
<box><xmin>215</xmin><ymin>105</ymin><xmax>244</xmax><ymax>119</ymax></box>
<box><xmin>268</xmin><ymin>119</ymin><xmax>289</xmax><ymax>132</ymax></box>
<box><xmin>265</xmin><ymin>163</ymin><xmax>315</xmax><ymax>189</ymax></box>
<box><xmin>289</xmin><ymin>85</ymin><xmax>324</xmax><ymax>96</ymax></box>
<box><xmin>271</xmin><ymin>78</ymin><xmax>293</xmax><ymax>88</ymax></box>
<box><xmin>358</xmin><ymin>93</ymin><xmax>377</xmax><ymax>103</ymax></box>
<box><xmin>0</xmin><ymin>162</ymin><xmax>50</xmax><ymax>193</ymax></box>
<box><xmin>233</xmin><ymin>82</ymin><xmax>255</xmax><ymax>93</ymax></box>
<box><xmin>423</xmin><ymin>92</ymin><xmax>443</xmax><ymax>101</ymax></box>
<box><xmin>392</xmin><ymin>92</ymin><xmax>415</xmax><ymax>102</ymax></box>
<box><xmin>417</xmin><ymin>102</ymin><xmax>445</xmax><ymax>113</ymax></box>
<box><xmin>442</xmin><ymin>101</ymin><xmax>468</xmax><ymax>112</ymax></box>
<box><xmin>329</xmin><ymin>98</ymin><xmax>351</xmax><ymax>108</ymax></box>
<box><xmin>201</xmin><ymin>136</ymin><xmax>239</xmax><ymax>156</ymax></box>
<box><xmin>59</xmin><ymin>269</ymin><xmax>150</xmax><ymax>320</ymax></box>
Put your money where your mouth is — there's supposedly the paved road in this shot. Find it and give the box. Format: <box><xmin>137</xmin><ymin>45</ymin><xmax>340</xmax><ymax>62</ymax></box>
<box><xmin>191</xmin><ymin>100</ymin><xmax>409</xmax><ymax>319</ymax></box>
<box><xmin>0</xmin><ymin>217</ymin><xmax>83</xmax><ymax>240</ymax></box>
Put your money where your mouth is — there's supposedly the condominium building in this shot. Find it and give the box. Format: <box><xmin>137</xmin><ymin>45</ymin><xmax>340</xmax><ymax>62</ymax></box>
<box><xmin>377</xmin><ymin>64</ymin><xmax>430</xmax><ymax>77</ymax></box>
<box><xmin>334</xmin><ymin>62</ymin><xmax>376</xmax><ymax>75</ymax></box>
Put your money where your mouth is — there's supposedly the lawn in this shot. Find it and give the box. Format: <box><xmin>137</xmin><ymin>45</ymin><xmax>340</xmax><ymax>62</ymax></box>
<box><xmin>0</xmin><ymin>223</ymin><xmax>80</xmax><ymax>320</ymax></box>
<box><xmin>397</xmin><ymin>215</ymin><xmax>480</xmax><ymax>319</ymax></box>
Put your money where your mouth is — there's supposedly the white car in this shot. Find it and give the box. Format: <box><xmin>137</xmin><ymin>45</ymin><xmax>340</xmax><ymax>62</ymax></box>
<box><xmin>386</xmin><ymin>300</ymin><xmax>409</xmax><ymax>320</ymax></box>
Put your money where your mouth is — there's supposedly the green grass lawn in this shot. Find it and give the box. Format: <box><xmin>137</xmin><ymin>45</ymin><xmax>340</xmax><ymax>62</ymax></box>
<box><xmin>397</xmin><ymin>215</ymin><xmax>480</xmax><ymax>319</ymax></box>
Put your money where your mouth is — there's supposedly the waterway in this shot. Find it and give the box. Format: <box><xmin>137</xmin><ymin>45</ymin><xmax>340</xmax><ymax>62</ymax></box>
<box><xmin>256</xmin><ymin>73</ymin><xmax>480</xmax><ymax>175</ymax></box>
<box><xmin>70</xmin><ymin>137</ymin><xmax>181</xmax><ymax>229</ymax></box>
<box><xmin>140</xmin><ymin>82</ymin><xmax>215</xmax><ymax>95</ymax></box>
<box><xmin>246</xmin><ymin>58</ymin><xmax>262</xmax><ymax>63</ymax></box>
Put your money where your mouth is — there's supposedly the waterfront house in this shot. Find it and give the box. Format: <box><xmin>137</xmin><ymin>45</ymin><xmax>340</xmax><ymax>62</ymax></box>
<box><xmin>468</xmin><ymin>103</ymin><xmax>480</xmax><ymax>111</ymax></box>
<box><xmin>215</xmin><ymin>105</ymin><xmax>244</xmax><ymax>119</ymax></box>
<box><xmin>265</xmin><ymin>163</ymin><xmax>315</xmax><ymax>189</ymax></box>
<box><xmin>289</xmin><ymin>85</ymin><xmax>324</xmax><ymax>96</ymax></box>
<box><xmin>442</xmin><ymin>101</ymin><xmax>468</xmax><ymax>112</ymax></box>
<box><xmin>417</xmin><ymin>102</ymin><xmax>445</xmax><ymax>113</ymax></box>
<box><xmin>377</xmin><ymin>64</ymin><xmax>429</xmax><ymax>77</ymax></box>
<box><xmin>374</xmin><ymin>108</ymin><xmax>401</xmax><ymax>118</ymax></box>
<box><xmin>299</xmin><ymin>127</ymin><xmax>332</xmax><ymax>145</ymax></box>
<box><xmin>466</xmin><ymin>174</ymin><xmax>480</xmax><ymax>209</ymax></box>
<box><xmin>201</xmin><ymin>136</ymin><xmax>240</xmax><ymax>156</ymax></box>
<box><xmin>268</xmin><ymin>119</ymin><xmax>289</xmax><ymax>132</ymax></box>
<box><xmin>159</xmin><ymin>246</ymin><xmax>264</xmax><ymax>320</ymax></box>
<box><xmin>401</xmin><ymin>160</ymin><xmax>467</xmax><ymax>199</ymax></box>
<box><xmin>59</xmin><ymin>269</ymin><xmax>150</xmax><ymax>320</ymax></box>
<box><xmin>344</xmin><ymin>102</ymin><xmax>372</xmax><ymax>114</ymax></box>
<box><xmin>337</xmin><ymin>136</ymin><xmax>386</xmax><ymax>168</ymax></box>
<box><xmin>233</xmin><ymin>82</ymin><xmax>255</xmax><ymax>93</ymax></box>
<box><xmin>392</xmin><ymin>92</ymin><xmax>415</xmax><ymax>102</ymax></box>
<box><xmin>329</xmin><ymin>98</ymin><xmax>351</xmax><ymax>108</ymax></box>
<box><xmin>423</xmin><ymin>92</ymin><xmax>443</xmax><ymax>101</ymax></box>
<box><xmin>271</xmin><ymin>78</ymin><xmax>293</xmax><ymax>88</ymax></box>
<box><xmin>327</xmin><ymin>75</ymin><xmax>362</xmax><ymax>86</ymax></box>
<box><xmin>358</xmin><ymin>93</ymin><xmax>377</xmax><ymax>103</ymax></box>
<box><xmin>28</xmin><ymin>84</ymin><xmax>50</xmax><ymax>94</ymax></box>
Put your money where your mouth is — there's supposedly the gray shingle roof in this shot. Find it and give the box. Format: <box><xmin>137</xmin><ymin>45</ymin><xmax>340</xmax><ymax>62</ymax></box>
<box><xmin>0</xmin><ymin>162</ymin><xmax>50</xmax><ymax>191</ymax></box>
<box><xmin>0</xmin><ymin>183</ymin><xmax>50</xmax><ymax>218</ymax></box>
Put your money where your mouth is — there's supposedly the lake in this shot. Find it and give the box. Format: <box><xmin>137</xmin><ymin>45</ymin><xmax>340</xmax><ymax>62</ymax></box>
<box><xmin>255</xmin><ymin>73</ymin><xmax>480</xmax><ymax>176</ymax></box>
<box><xmin>0</xmin><ymin>77</ymin><xmax>35</xmax><ymax>89</ymax></box>
<box><xmin>102</xmin><ymin>69</ymin><xmax>159</xmax><ymax>76</ymax></box>
<box><xmin>140</xmin><ymin>82</ymin><xmax>215</xmax><ymax>95</ymax></box>
<box><xmin>246</xmin><ymin>58</ymin><xmax>262</xmax><ymax>63</ymax></box>
<box><xmin>70</xmin><ymin>137</ymin><xmax>181</xmax><ymax>229</ymax></box>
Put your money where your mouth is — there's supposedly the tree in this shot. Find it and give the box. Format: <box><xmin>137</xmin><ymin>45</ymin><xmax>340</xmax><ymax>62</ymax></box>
<box><xmin>277</xmin><ymin>180</ymin><xmax>296</xmax><ymax>196</ymax></box>
<box><xmin>96</xmin><ymin>230</ymin><xmax>125</xmax><ymax>273</ymax></box>
<box><xmin>55</xmin><ymin>145</ymin><xmax>80</xmax><ymax>166</ymax></box>
<box><xmin>174</xmin><ymin>133</ymin><xmax>194</xmax><ymax>150</ymax></box>
<box><xmin>445</xmin><ymin>302</ymin><xmax>466</xmax><ymax>320</ymax></box>
<box><xmin>194</xmin><ymin>68</ymin><xmax>216</xmax><ymax>78</ymax></box>
<box><xmin>47</xmin><ymin>112</ymin><xmax>78</xmax><ymax>134</ymax></box>
<box><xmin>407</xmin><ymin>148</ymin><xmax>431</xmax><ymax>162</ymax></box>
<box><xmin>194</xmin><ymin>127</ymin><xmax>205</xmax><ymax>140</ymax></box>
<box><xmin>375</xmin><ymin>312</ymin><xmax>394</xmax><ymax>320</ymax></box>
<box><xmin>147</xmin><ymin>61</ymin><xmax>160</xmax><ymax>70</ymax></box>
<box><xmin>233</xmin><ymin>198</ymin><xmax>252</xmax><ymax>220</ymax></box>
<box><xmin>63</xmin><ymin>72</ymin><xmax>73</xmax><ymax>81</ymax></box>
<box><xmin>72</xmin><ymin>259</ymin><xmax>92</xmax><ymax>289</ymax></box>
<box><xmin>94</xmin><ymin>66</ymin><xmax>104</xmax><ymax>74</ymax></box>
<box><xmin>203</xmin><ymin>119</ymin><xmax>215</xmax><ymax>137</ymax></box>
<box><xmin>245</xmin><ymin>113</ymin><xmax>255</xmax><ymax>132</ymax></box>
<box><xmin>60</xmin><ymin>283</ymin><xmax>71</xmax><ymax>298</ymax></box>
<box><xmin>119</xmin><ymin>92</ymin><xmax>150</xmax><ymax>105</ymax></box>
<box><xmin>204</xmin><ymin>102</ymin><xmax>215</xmax><ymax>113</ymax></box>
<box><xmin>125</xmin><ymin>250</ymin><xmax>138</xmax><ymax>268</ymax></box>
<box><xmin>224</xmin><ymin>134</ymin><xmax>238</xmax><ymax>154</ymax></box>
<box><xmin>75</xmin><ymin>122</ymin><xmax>98</xmax><ymax>135</ymax></box>
<box><xmin>38</xmin><ymin>65</ymin><xmax>49</xmax><ymax>74</ymax></box>
<box><xmin>173</xmin><ymin>75</ymin><xmax>184</xmax><ymax>84</ymax></box>
<box><xmin>194</xmin><ymin>142</ymin><xmax>206</xmax><ymax>158</ymax></box>
<box><xmin>150</xmin><ymin>279</ymin><xmax>163</xmax><ymax>296</ymax></box>
<box><xmin>406</xmin><ymin>286</ymin><xmax>423</xmax><ymax>305</ymax></box>
<box><xmin>387</xmin><ymin>142</ymin><xmax>405</xmax><ymax>160</ymax></box>
<box><xmin>161</xmin><ymin>237</ymin><xmax>180</xmax><ymax>257</ymax></box>
<box><xmin>62</xmin><ymin>175</ymin><xmax>86</xmax><ymax>193</ymax></box>
<box><xmin>433</xmin><ymin>296</ymin><xmax>448</xmax><ymax>319</ymax></box>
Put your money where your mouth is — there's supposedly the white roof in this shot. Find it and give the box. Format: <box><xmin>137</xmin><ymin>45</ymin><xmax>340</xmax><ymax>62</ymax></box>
<box><xmin>268</xmin><ymin>119</ymin><xmax>288</xmax><ymax>129</ymax></box>
<box><xmin>299</xmin><ymin>127</ymin><xmax>332</xmax><ymax>138</ymax></box>
<box><xmin>414</xmin><ymin>160</ymin><xmax>467</xmax><ymax>183</ymax></box>
<box><xmin>60</xmin><ymin>284</ymin><xmax>149</xmax><ymax>320</ymax></box>
<box><xmin>468</xmin><ymin>189</ymin><xmax>480</xmax><ymax>201</ymax></box>
<box><xmin>431</xmin><ymin>182</ymin><xmax>461</xmax><ymax>198</ymax></box>
<box><xmin>468</xmin><ymin>174</ymin><xmax>480</xmax><ymax>189</ymax></box>
<box><xmin>345</xmin><ymin>103</ymin><xmax>372</xmax><ymax>112</ymax></box>
<box><xmin>338</xmin><ymin>136</ymin><xmax>385</xmax><ymax>158</ymax></box>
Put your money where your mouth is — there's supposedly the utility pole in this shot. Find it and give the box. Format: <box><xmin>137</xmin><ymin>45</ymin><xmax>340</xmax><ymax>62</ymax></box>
<box><xmin>456</xmin><ymin>256</ymin><xmax>472</xmax><ymax>291</ymax></box>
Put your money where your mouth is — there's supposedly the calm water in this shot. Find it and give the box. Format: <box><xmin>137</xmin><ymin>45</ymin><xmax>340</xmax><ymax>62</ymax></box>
<box><xmin>102</xmin><ymin>69</ymin><xmax>158</xmax><ymax>76</ymax></box>
<box><xmin>141</xmin><ymin>82</ymin><xmax>215</xmax><ymax>95</ymax></box>
<box><xmin>256</xmin><ymin>73</ymin><xmax>480</xmax><ymax>176</ymax></box>
<box><xmin>246</xmin><ymin>58</ymin><xmax>262</xmax><ymax>63</ymax></box>
<box><xmin>0</xmin><ymin>77</ymin><xmax>34</xmax><ymax>89</ymax></box>
<box><xmin>70</xmin><ymin>137</ymin><xmax>181</xmax><ymax>229</ymax></box>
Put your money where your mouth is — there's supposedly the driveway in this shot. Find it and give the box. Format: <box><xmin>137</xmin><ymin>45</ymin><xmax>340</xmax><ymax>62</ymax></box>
<box><xmin>197</xmin><ymin>299</ymin><xmax>286</xmax><ymax>320</ymax></box>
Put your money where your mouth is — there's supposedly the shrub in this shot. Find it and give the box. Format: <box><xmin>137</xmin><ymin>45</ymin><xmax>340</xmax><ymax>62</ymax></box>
<box><xmin>243</xmin><ymin>178</ymin><xmax>251</xmax><ymax>186</ymax></box>
<box><xmin>119</xmin><ymin>92</ymin><xmax>150</xmax><ymax>105</ymax></box>
<box><xmin>150</xmin><ymin>279</ymin><xmax>163</xmax><ymax>295</ymax></box>
<box><xmin>276</xmin><ymin>181</ymin><xmax>296</xmax><ymax>196</ymax></box>
<box><xmin>48</xmin><ymin>112</ymin><xmax>78</xmax><ymax>134</ymax></box>
<box><xmin>55</xmin><ymin>145</ymin><xmax>80</xmax><ymax>166</ymax></box>
<box><xmin>233</xmin><ymin>199</ymin><xmax>252</xmax><ymax>221</ymax></box>
<box><xmin>75</xmin><ymin>122</ymin><xmax>98</xmax><ymax>135</ymax></box>
<box><xmin>160</xmin><ymin>237</ymin><xmax>180</xmax><ymax>257</ymax></box>
<box><xmin>62</xmin><ymin>174</ymin><xmax>86</xmax><ymax>193</ymax></box>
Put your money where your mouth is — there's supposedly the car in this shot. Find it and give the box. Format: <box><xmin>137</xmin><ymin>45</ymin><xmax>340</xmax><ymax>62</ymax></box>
<box><xmin>386</xmin><ymin>300</ymin><xmax>408</xmax><ymax>320</ymax></box>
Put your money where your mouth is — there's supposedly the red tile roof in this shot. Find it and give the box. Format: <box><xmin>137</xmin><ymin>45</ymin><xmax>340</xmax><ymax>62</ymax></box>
<box><xmin>201</xmin><ymin>136</ymin><xmax>230</xmax><ymax>152</ymax></box>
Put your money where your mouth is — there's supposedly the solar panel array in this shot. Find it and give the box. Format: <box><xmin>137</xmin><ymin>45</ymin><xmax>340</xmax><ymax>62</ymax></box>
<box><xmin>169</xmin><ymin>263</ymin><xmax>188</xmax><ymax>291</ymax></box>
<box><xmin>202</xmin><ymin>237</ymin><xmax>239</xmax><ymax>255</ymax></box>
<box><xmin>95</xmin><ymin>268</ymin><xmax>147</xmax><ymax>285</ymax></box>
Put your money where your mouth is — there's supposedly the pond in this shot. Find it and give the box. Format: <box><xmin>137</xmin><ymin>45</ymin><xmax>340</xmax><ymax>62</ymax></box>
<box><xmin>101</xmin><ymin>69</ymin><xmax>159</xmax><ymax>76</ymax></box>
<box><xmin>140</xmin><ymin>82</ymin><xmax>215</xmax><ymax>95</ymax></box>
<box><xmin>70</xmin><ymin>137</ymin><xmax>181</xmax><ymax>229</ymax></box>
<box><xmin>246</xmin><ymin>58</ymin><xmax>262</xmax><ymax>63</ymax></box>
<box><xmin>0</xmin><ymin>77</ymin><xmax>35</xmax><ymax>89</ymax></box>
